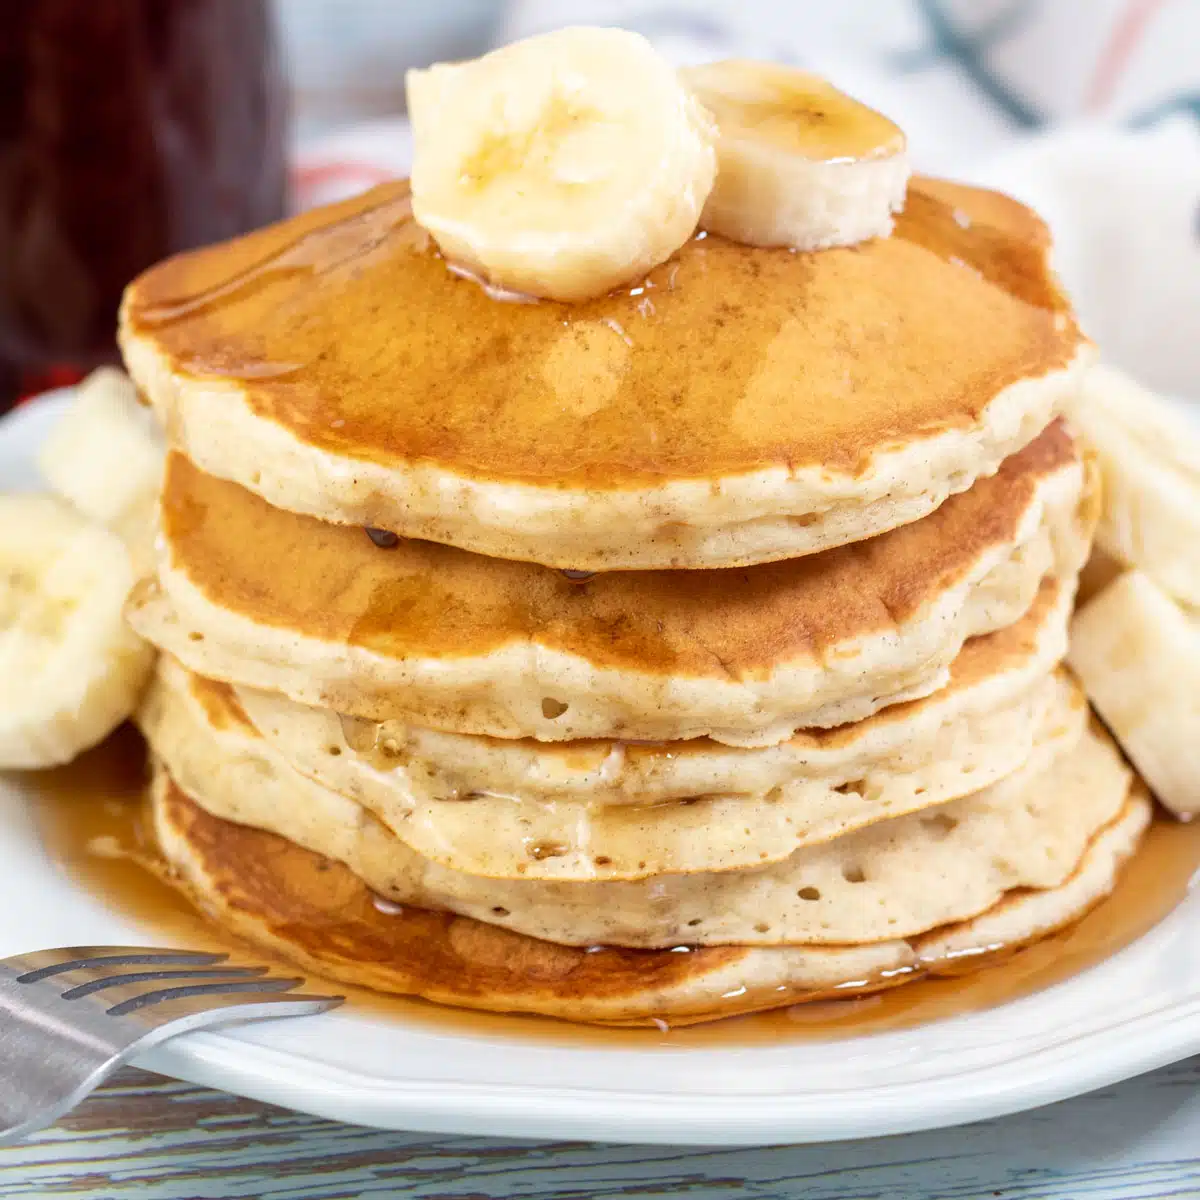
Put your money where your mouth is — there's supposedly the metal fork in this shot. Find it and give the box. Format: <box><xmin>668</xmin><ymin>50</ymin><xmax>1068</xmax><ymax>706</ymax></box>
<box><xmin>0</xmin><ymin>946</ymin><xmax>342</xmax><ymax>1144</ymax></box>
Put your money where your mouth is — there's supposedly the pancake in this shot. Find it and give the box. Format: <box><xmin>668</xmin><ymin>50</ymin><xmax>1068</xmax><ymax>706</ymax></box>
<box><xmin>236</xmin><ymin>576</ymin><xmax>1070</xmax><ymax>801</ymax></box>
<box><xmin>146</xmin><ymin>653</ymin><xmax>1087</xmax><ymax>881</ymax></box>
<box><xmin>214</xmin><ymin>582</ymin><xmax>1081</xmax><ymax>880</ymax></box>
<box><xmin>150</xmin><ymin>767</ymin><xmax>1150</xmax><ymax>1026</ymax></box>
<box><xmin>141</xmin><ymin>661</ymin><xmax>1130</xmax><ymax>947</ymax></box>
<box><xmin>119</xmin><ymin>177</ymin><xmax>1091</xmax><ymax>570</ymax></box>
<box><xmin>129</xmin><ymin>422</ymin><xmax>1095</xmax><ymax>746</ymax></box>
<box><xmin>236</xmin><ymin>577</ymin><xmax>1072</xmax><ymax>811</ymax></box>
<box><xmin>152</xmin><ymin>771</ymin><xmax>1150</xmax><ymax>1026</ymax></box>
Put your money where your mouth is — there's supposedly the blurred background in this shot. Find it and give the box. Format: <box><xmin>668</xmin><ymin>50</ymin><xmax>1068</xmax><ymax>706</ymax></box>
<box><xmin>2</xmin><ymin>0</ymin><xmax>1197</xmax><ymax>409</ymax></box>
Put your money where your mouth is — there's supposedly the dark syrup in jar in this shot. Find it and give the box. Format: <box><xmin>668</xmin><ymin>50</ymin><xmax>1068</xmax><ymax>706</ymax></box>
<box><xmin>0</xmin><ymin>0</ymin><xmax>286</xmax><ymax>407</ymax></box>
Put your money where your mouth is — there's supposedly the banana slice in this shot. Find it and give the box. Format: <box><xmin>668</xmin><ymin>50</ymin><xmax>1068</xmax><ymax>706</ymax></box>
<box><xmin>406</xmin><ymin>26</ymin><xmax>717</xmax><ymax>302</ymax></box>
<box><xmin>1068</xmin><ymin>364</ymin><xmax>1200</xmax><ymax>607</ymax></box>
<box><xmin>1069</xmin><ymin>570</ymin><xmax>1200</xmax><ymax>818</ymax></box>
<box><xmin>0</xmin><ymin>494</ymin><xmax>155</xmax><ymax>769</ymax></box>
<box><xmin>681</xmin><ymin>60</ymin><xmax>910</xmax><ymax>250</ymax></box>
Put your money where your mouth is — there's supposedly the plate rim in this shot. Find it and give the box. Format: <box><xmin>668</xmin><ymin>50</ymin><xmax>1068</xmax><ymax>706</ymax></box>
<box><xmin>138</xmin><ymin>982</ymin><xmax>1200</xmax><ymax>1143</ymax></box>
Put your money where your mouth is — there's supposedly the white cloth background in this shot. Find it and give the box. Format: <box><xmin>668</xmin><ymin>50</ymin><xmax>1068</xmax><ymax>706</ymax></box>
<box><xmin>285</xmin><ymin>0</ymin><xmax>1200</xmax><ymax>400</ymax></box>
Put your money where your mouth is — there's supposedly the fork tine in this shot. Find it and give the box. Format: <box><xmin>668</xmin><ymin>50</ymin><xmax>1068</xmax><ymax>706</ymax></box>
<box><xmin>59</xmin><ymin>966</ymin><xmax>269</xmax><ymax>1000</ymax></box>
<box><xmin>10</xmin><ymin>947</ymin><xmax>228</xmax><ymax>983</ymax></box>
<box><xmin>105</xmin><ymin>975</ymin><xmax>305</xmax><ymax>1018</ymax></box>
<box><xmin>117</xmin><ymin>989</ymin><xmax>343</xmax><ymax>1034</ymax></box>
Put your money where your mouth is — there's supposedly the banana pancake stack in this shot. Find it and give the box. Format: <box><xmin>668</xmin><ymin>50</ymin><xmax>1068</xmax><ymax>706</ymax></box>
<box><xmin>20</xmin><ymin>29</ymin><xmax>1161</xmax><ymax>1026</ymax></box>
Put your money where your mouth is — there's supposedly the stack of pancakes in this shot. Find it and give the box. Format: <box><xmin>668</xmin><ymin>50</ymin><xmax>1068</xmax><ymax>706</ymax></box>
<box><xmin>118</xmin><ymin>176</ymin><xmax>1150</xmax><ymax>1025</ymax></box>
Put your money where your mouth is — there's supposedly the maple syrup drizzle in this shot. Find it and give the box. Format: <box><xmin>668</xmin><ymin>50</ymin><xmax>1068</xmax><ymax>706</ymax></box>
<box><xmin>693</xmin><ymin>66</ymin><xmax>905</xmax><ymax>163</ymax></box>
<box><xmin>23</xmin><ymin>729</ymin><xmax>1200</xmax><ymax>1047</ymax></box>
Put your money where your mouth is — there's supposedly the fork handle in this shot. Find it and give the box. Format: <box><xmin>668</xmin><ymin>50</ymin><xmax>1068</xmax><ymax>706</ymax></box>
<box><xmin>0</xmin><ymin>1017</ymin><xmax>124</xmax><ymax>1144</ymax></box>
<box><xmin>0</xmin><ymin>995</ymin><xmax>340</xmax><ymax>1145</ymax></box>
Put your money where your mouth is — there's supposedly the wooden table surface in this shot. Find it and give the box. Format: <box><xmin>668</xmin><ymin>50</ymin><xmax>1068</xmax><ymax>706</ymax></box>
<box><xmin>3</xmin><ymin>1062</ymin><xmax>1198</xmax><ymax>1199</ymax></box>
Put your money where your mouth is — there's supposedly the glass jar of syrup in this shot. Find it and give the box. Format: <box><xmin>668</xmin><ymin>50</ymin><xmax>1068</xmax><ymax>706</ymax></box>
<box><xmin>0</xmin><ymin>0</ymin><xmax>288</xmax><ymax>409</ymax></box>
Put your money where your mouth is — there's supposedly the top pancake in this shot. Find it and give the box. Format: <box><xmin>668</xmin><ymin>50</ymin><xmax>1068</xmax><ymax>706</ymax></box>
<box><xmin>120</xmin><ymin>177</ymin><xmax>1091</xmax><ymax>569</ymax></box>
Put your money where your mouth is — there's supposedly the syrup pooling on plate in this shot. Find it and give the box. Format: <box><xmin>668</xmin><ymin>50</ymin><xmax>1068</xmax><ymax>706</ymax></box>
<box><xmin>123</xmin><ymin>177</ymin><xmax>1081</xmax><ymax>487</ymax></box>
<box><xmin>24</xmin><ymin>728</ymin><xmax>226</xmax><ymax>953</ymax></box>
<box><xmin>25</xmin><ymin>730</ymin><xmax>1200</xmax><ymax>1043</ymax></box>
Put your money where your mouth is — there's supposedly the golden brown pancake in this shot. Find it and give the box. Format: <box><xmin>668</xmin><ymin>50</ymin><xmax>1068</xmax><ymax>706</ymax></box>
<box><xmin>119</xmin><ymin>177</ymin><xmax>1091</xmax><ymax>569</ymax></box>
<box><xmin>130</xmin><ymin>421</ymin><xmax>1095</xmax><ymax>744</ymax></box>
<box><xmin>150</xmin><ymin>649</ymin><xmax>1081</xmax><ymax>883</ymax></box>
<box><xmin>226</xmin><ymin>576</ymin><xmax>1075</xmax><ymax>851</ymax></box>
<box><xmin>140</xmin><ymin>658</ymin><xmax>1127</xmax><ymax>950</ymax></box>
<box><xmin>150</xmin><ymin>768</ymin><xmax>1150</xmax><ymax>1026</ymax></box>
<box><xmin>211</xmin><ymin>582</ymin><xmax>1081</xmax><ymax>881</ymax></box>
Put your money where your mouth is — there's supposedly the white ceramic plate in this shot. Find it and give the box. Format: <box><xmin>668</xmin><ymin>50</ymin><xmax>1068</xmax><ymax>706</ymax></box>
<box><xmin>3</xmin><ymin>390</ymin><xmax>1199</xmax><ymax>1147</ymax></box>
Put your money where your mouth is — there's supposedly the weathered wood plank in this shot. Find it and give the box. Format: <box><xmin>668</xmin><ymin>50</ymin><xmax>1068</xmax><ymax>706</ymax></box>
<box><xmin>1</xmin><ymin>1061</ymin><xmax>1197</xmax><ymax>1199</ymax></box>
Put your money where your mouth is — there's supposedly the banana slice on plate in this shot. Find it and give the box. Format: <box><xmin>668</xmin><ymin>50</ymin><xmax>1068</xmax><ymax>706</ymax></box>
<box><xmin>0</xmin><ymin>493</ymin><xmax>155</xmax><ymax>770</ymax></box>
<box><xmin>406</xmin><ymin>26</ymin><xmax>717</xmax><ymax>302</ymax></box>
<box><xmin>1068</xmin><ymin>364</ymin><xmax>1200</xmax><ymax>607</ymax></box>
<box><xmin>1069</xmin><ymin>570</ymin><xmax>1200</xmax><ymax>818</ymax></box>
<box><xmin>38</xmin><ymin>367</ymin><xmax>163</xmax><ymax>571</ymax></box>
<box><xmin>681</xmin><ymin>60</ymin><xmax>910</xmax><ymax>250</ymax></box>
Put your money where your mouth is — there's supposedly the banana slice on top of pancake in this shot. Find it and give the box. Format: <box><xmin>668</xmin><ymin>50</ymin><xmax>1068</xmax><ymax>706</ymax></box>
<box><xmin>406</xmin><ymin>26</ymin><xmax>717</xmax><ymax>302</ymax></box>
<box><xmin>682</xmin><ymin>59</ymin><xmax>910</xmax><ymax>249</ymax></box>
<box><xmin>0</xmin><ymin>493</ymin><xmax>154</xmax><ymax>769</ymax></box>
